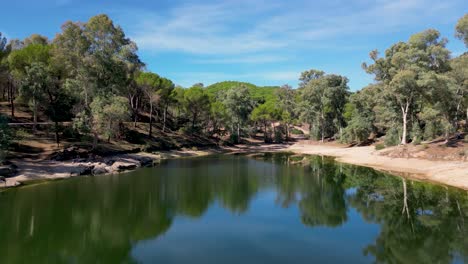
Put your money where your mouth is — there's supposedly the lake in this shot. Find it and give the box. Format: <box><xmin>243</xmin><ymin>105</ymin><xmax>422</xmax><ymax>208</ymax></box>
<box><xmin>0</xmin><ymin>153</ymin><xmax>467</xmax><ymax>264</ymax></box>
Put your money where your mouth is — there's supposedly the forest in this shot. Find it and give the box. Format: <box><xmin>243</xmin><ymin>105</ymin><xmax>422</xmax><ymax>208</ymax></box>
<box><xmin>0</xmin><ymin>13</ymin><xmax>467</xmax><ymax>158</ymax></box>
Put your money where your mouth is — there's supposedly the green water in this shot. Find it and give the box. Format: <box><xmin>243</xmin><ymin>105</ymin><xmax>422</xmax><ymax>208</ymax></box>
<box><xmin>0</xmin><ymin>153</ymin><xmax>467</xmax><ymax>264</ymax></box>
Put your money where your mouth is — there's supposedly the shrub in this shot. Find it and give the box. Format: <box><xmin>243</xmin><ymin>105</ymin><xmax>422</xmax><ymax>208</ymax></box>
<box><xmin>384</xmin><ymin>127</ymin><xmax>401</xmax><ymax>147</ymax></box>
<box><xmin>291</xmin><ymin>128</ymin><xmax>304</xmax><ymax>135</ymax></box>
<box><xmin>375</xmin><ymin>143</ymin><xmax>385</xmax><ymax>150</ymax></box>
<box><xmin>0</xmin><ymin>115</ymin><xmax>13</xmax><ymax>162</ymax></box>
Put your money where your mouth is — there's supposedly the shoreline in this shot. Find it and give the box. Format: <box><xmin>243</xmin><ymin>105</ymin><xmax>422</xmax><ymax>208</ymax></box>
<box><xmin>286</xmin><ymin>143</ymin><xmax>468</xmax><ymax>191</ymax></box>
<box><xmin>1</xmin><ymin>142</ymin><xmax>467</xmax><ymax>191</ymax></box>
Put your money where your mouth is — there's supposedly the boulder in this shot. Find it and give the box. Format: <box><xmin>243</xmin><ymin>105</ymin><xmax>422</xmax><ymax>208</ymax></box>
<box><xmin>111</xmin><ymin>161</ymin><xmax>138</xmax><ymax>172</ymax></box>
<box><xmin>70</xmin><ymin>164</ymin><xmax>94</xmax><ymax>176</ymax></box>
<box><xmin>136</xmin><ymin>156</ymin><xmax>154</xmax><ymax>167</ymax></box>
<box><xmin>92</xmin><ymin>165</ymin><xmax>108</xmax><ymax>175</ymax></box>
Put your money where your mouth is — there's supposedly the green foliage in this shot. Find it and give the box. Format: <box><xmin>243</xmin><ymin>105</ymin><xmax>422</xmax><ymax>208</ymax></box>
<box><xmin>384</xmin><ymin>127</ymin><xmax>401</xmax><ymax>147</ymax></box>
<box><xmin>0</xmin><ymin>115</ymin><xmax>13</xmax><ymax>161</ymax></box>
<box><xmin>220</xmin><ymin>85</ymin><xmax>253</xmax><ymax>143</ymax></box>
<box><xmin>291</xmin><ymin>128</ymin><xmax>304</xmax><ymax>135</ymax></box>
<box><xmin>206</xmin><ymin>81</ymin><xmax>279</xmax><ymax>104</ymax></box>
<box><xmin>375</xmin><ymin>143</ymin><xmax>385</xmax><ymax>150</ymax></box>
<box><xmin>455</xmin><ymin>14</ymin><xmax>468</xmax><ymax>47</ymax></box>
<box><xmin>299</xmin><ymin>71</ymin><xmax>349</xmax><ymax>141</ymax></box>
<box><xmin>90</xmin><ymin>95</ymin><xmax>130</xmax><ymax>141</ymax></box>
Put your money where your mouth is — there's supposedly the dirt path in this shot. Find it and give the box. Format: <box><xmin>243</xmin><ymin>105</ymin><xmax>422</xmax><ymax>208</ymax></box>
<box><xmin>287</xmin><ymin>143</ymin><xmax>468</xmax><ymax>190</ymax></box>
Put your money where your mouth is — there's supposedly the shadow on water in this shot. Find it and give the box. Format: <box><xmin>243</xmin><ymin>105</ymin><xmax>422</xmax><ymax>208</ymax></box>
<box><xmin>0</xmin><ymin>153</ymin><xmax>467</xmax><ymax>263</ymax></box>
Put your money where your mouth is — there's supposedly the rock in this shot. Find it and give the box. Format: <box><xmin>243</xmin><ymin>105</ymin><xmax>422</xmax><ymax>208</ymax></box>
<box><xmin>49</xmin><ymin>147</ymin><xmax>88</xmax><ymax>161</ymax></box>
<box><xmin>136</xmin><ymin>156</ymin><xmax>154</xmax><ymax>167</ymax></box>
<box><xmin>111</xmin><ymin>161</ymin><xmax>138</xmax><ymax>172</ymax></box>
<box><xmin>70</xmin><ymin>164</ymin><xmax>94</xmax><ymax>176</ymax></box>
<box><xmin>92</xmin><ymin>165</ymin><xmax>108</xmax><ymax>175</ymax></box>
<box><xmin>0</xmin><ymin>164</ymin><xmax>18</xmax><ymax>177</ymax></box>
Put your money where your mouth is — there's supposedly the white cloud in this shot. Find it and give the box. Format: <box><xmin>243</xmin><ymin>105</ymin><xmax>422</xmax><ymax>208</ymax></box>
<box><xmin>129</xmin><ymin>0</ymin><xmax>465</xmax><ymax>55</ymax></box>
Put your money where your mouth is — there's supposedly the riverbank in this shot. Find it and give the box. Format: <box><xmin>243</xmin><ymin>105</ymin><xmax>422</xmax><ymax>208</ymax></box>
<box><xmin>1</xmin><ymin>148</ymin><xmax>224</xmax><ymax>188</ymax></box>
<box><xmin>286</xmin><ymin>142</ymin><xmax>468</xmax><ymax>190</ymax></box>
<box><xmin>2</xmin><ymin>141</ymin><xmax>467</xmax><ymax>191</ymax></box>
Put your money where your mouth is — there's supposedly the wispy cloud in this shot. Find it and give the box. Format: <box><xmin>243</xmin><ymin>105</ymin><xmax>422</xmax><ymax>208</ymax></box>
<box><xmin>129</xmin><ymin>0</ymin><xmax>464</xmax><ymax>56</ymax></box>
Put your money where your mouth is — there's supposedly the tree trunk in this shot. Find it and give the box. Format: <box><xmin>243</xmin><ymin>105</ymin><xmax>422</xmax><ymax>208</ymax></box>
<box><xmin>133</xmin><ymin>96</ymin><xmax>139</xmax><ymax>128</ymax></box>
<box><xmin>401</xmin><ymin>102</ymin><xmax>409</xmax><ymax>145</ymax></box>
<box><xmin>237</xmin><ymin>122</ymin><xmax>240</xmax><ymax>144</ymax></box>
<box><xmin>321</xmin><ymin>110</ymin><xmax>325</xmax><ymax>143</ymax></box>
<box><xmin>92</xmin><ymin>131</ymin><xmax>98</xmax><ymax>150</ymax></box>
<box><xmin>149</xmin><ymin>101</ymin><xmax>153</xmax><ymax>137</ymax></box>
<box><xmin>33</xmin><ymin>99</ymin><xmax>38</xmax><ymax>133</ymax></box>
<box><xmin>54</xmin><ymin>121</ymin><xmax>60</xmax><ymax>148</ymax></box>
<box><xmin>163</xmin><ymin>105</ymin><xmax>167</xmax><ymax>132</ymax></box>
<box><xmin>8</xmin><ymin>79</ymin><xmax>15</xmax><ymax>118</ymax></box>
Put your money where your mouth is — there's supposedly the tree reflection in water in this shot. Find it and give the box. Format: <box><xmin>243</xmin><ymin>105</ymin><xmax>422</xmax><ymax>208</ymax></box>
<box><xmin>0</xmin><ymin>153</ymin><xmax>466</xmax><ymax>263</ymax></box>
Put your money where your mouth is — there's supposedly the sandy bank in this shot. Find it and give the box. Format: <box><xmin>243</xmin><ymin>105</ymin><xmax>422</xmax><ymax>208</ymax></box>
<box><xmin>287</xmin><ymin>142</ymin><xmax>468</xmax><ymax>190</ymax></box>
<box><xmin>2</xmin><ymin>142</ymin><xmax>467</xmax><ymax>191</ymax></box>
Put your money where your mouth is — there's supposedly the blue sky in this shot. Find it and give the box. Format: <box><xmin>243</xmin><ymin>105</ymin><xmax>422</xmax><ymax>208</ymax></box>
<box><xmin>1</xmin><ymin>0</ymin><xmax>467</xmax><ymax>90</ymax></box>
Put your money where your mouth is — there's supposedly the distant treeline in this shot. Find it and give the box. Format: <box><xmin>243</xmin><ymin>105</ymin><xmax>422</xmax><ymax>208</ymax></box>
<box><xmin>0</xmin><ymin>14</ymin><xmax>467</xmax><ymax>156</ymax></box>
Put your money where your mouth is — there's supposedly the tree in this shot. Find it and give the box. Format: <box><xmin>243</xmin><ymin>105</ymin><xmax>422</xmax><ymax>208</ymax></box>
<box><xmin>251</xmin><ymin>102</ymin><xmax>276</xmax><ymax>142</ymax></box>
<box><xmin>136</xmin><ymin>72</ymin><xmax>162</xmax><ymax>137</ymax></box>
<box><xmin>23</xmin><ymin>34</ymin><xmax>48</xmax><ymax>46</ymax></box>
<box><xmin>8</xmin><ymin>43</ymin><xmax>51</xmax><ymax>126</ymax></box>
<box><xmin>21</xmin><ymin>62</ymin><xmax>50</xmax><ymax>132</ymax></box>
<box><xmin>455</xmin><ymin>14</ymin><xmax>468</xmax><ymax>47</ymax></box>
<box><xmin>299</xmin><ymin>69</ymin><xmax>325</xmax><ymax>88</ymax></box>
<box><xmin>183</xmin><ymin>86</ymin><xmax>210</xmax><ymax>132</ymax></box>
<box><xmin>364</xmin><ymin>29</ymin><xmax>451</xmax><ymax>144</ymax></box>
<box><xmin>276</xmin><ymin>84</ymin><xmax>297</xmax><ymax>140</ymax></box>
<box><xmin>221</xmin><ymin>85</ymin><xmax>253</xmax><ymax>143</ymax></box>
<box><xmin>448</xmin><ymin>54</ymin><xmax>468</xmax><ymax>129</ymax></box>
<box><xmin>300</xmin><ymin>71</ymin><xmax>349</xmax><ymax>142</ymax></box>
<box><xmin>90</xmin><ymin>95</ymin><xmax>129</xmax><ymax>146</ymax></box>
<box><xmin>0</xmin><ymin>115</ymin><xmax>13</xmax><ymax>162</ymax></box>
<box><xmin>157</xmin><ymin>78</ymin><xmax>175</xmax><ymax>132</ymax></box>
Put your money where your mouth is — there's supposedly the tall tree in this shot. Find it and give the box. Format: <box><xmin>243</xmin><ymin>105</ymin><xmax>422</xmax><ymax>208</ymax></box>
<box><xmin>221</xmin><ymin>85</ymin><xmax>253</xmax><ymax>143</ymax></box>
<box><xmin>276</xmin><ymin>84</ymin><xmax>296</xmax><ymax>140</ymax></box>
<box><xmin>300</xmin><ymin>72</ymin><xmax>349</xmax><ymax>142</ymax></box>
<box><xmin>455</xmin><ymin>13</ymin><xmax>468</xmax><ymax>48</ymax></box>
<box><xmin>364</xmin><ymin>29</ymin><xmax>451</xmax><ymax>144</ymax></box>
<box><xmin>136</xmin><ymin>72</ymin><xmax>162</xmax><ymax>137</ymax></box>
<box><xmin>8</xmin><ymin>44</ymin><xmax>51</xmax><ymax>131</ymax></box>
<box><xmin>183</xmin><ymin>86</ymin><xmax>210</xmax><ymax>132</ymax></box>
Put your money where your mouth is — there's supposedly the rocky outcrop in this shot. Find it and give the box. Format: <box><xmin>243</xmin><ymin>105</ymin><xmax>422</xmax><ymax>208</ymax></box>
<box><xmin>111</xmin><ymin>161</ymin><xmax>138</xmax><ymax>172</ymax></box>
<box><xmin>0</xmin><ymin>161</ymin><xmax>18</xmax><ymax>177</ymax></box>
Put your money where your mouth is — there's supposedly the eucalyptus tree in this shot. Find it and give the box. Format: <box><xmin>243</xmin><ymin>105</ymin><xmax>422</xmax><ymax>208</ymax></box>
<box><xmin>298</xmin><ymin>69</ymin><xmax>325</xmax><ymax>88</ymax></box>
<box><xmin>456</xmin><ymin>13</ymin><xmax>468</xmax><ymax>47</ymax></box>
<box><xmin>90</xmin><ymin>95</ymin><xmax>129</xmax><ymax>146</ymax></box>
<box><xmin>300</xmin><ymin>72</ymin><xmax>349</xmax><ymax>142</ymax></box>
<box><xmin>449</xmin><ymin>55</ymin><xmax>468</xmax><ymax>128</ymax></box>
<box><xmin>23</xmin><ymin>34</ymin><xmax>48</xmax><ymax>46</ymax></box>
<box><xmin>364</xmin><ymin>29</ymin><xmax>451</xmax><ymax>144</ymax></box>
<box><xmin>221</xmin><ymin>85</ymin><xmax>253</xmax><ymax>143</ymax></box>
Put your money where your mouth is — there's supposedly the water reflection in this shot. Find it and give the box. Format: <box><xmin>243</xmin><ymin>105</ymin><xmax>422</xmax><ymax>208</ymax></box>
<box><xmin>0</xmin><ymin>153</ymin><xmax>466</xmax><ymax>264</ymax></box>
